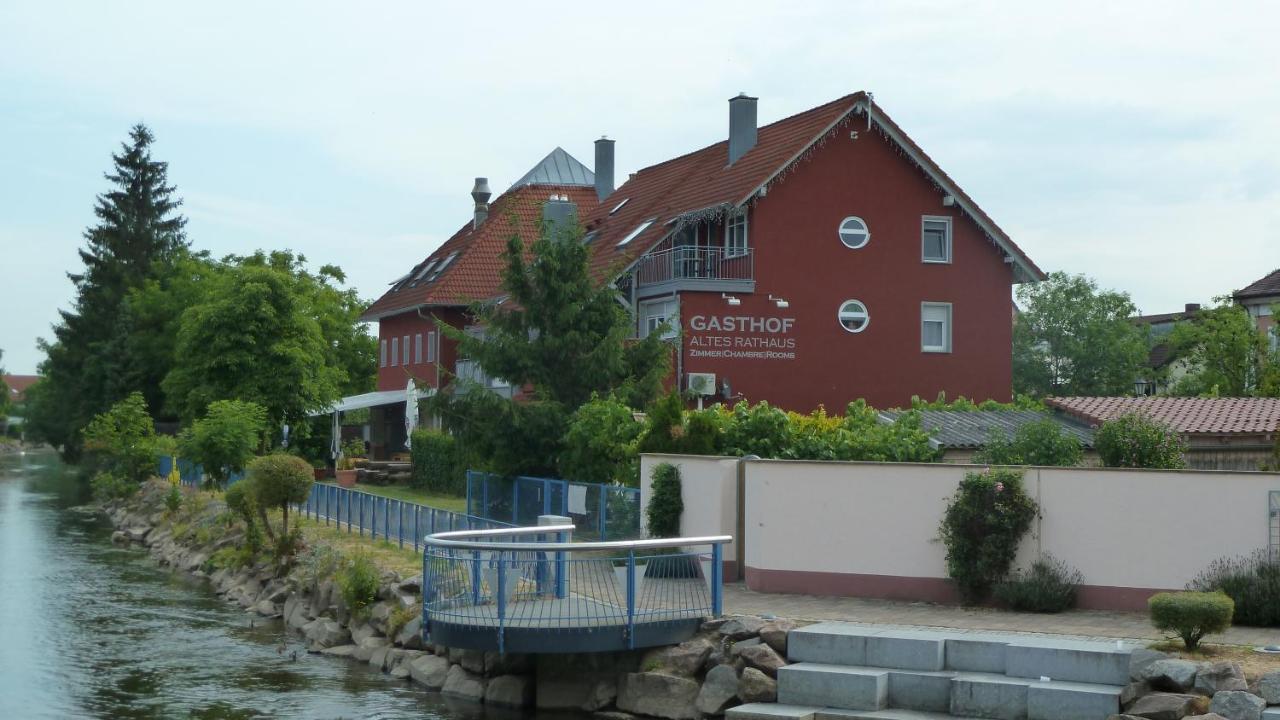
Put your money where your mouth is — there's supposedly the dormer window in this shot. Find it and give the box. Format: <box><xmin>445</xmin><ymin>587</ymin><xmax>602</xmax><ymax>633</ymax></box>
<box><xmin>725</xmin><ymin>210</ymin><xmax>748</xmax><ymax>257</ymax></box>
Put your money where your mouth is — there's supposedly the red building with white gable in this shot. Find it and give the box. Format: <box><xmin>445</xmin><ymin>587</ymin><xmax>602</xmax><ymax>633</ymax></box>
<box><xmin>358</xmin><ymin>92</ymin><xmax>1043</xmax><ymax>456</ymax></box>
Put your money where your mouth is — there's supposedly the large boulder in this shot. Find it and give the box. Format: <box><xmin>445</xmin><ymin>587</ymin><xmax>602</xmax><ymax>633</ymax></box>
<box><xmin>643</xmin><ymin>637</ymin><xmax>714</xmax><ymax>677</ymax></box>
<box><xmin>617</xmin><ymin>672</ymin><xmax>701</xmax><ymax>720</ymax></box>
<box><xmin>1125</xmin><ymin>692</ymin><xmax>1207</xmax><ymax>720</ymax></box>
<box><xmin>1208</xmin><ymin>691</ymin><xmax>1265</xmax><ymax>720</ymax></box>
<box><xmin>449</xmin><ymin>647</ymin><xmax>486</xmax><ymax>674</ymax></box>
<box><xmin>535</xmin><ymin>652</ymin><xmax>639</xmax><ymax>711</ymax></box>
<box><xmin>1257</xmin><ymin>670</ymin><xmax>1280</xmax><ymax>704</ymax></box>
<box><xmin>696</xmin><ymin>664</ymin><xmax>741</xmax><ymax>716</ymax></box>
<box><xmin>758</xmin><ymin>619</ymin><xmax>797</xmax><ymax>655</ymax></box>
<box><xmin>738</xmin><ymin>667</ymin><xmax>777</xmax><ymax>703</ymax></box>
<box><xmin>320</xmin><ymin>645</ymin><xmax>358</xmax><ymax>658</ymax></box>
<box><xmin>718</xmin><ymin>617</ymin><xmax>766</xmax><ymax>641</ymax></box>
<box><xmin>442</xmin><ymin>664</ymin><xmax>486</xmax><ymax>702</ymax></box>
<box><xmin>1123</xmin><ymin>682</ymin><xmax>1153</xmax><ymax>710</ymax></box>
<box><xmin>1193</xmin><ymin>663</ymin><xmax>1247</xmax><ymax>695</ymax></box>
<box><xmin>484</xmin><ymin>675</ymin><xmax>534</xmax><ymax>708</ymax></box>
<box><xmin>1131</xmin><ymin>649</ymin><xmax>1171</xmax><ymax>681</ymax></box>
<box><xmin>737</xmin><ymin>643</ymin><xmax>786</xmax><ymax>678</ymax></box>
<box><xmin>303</xmin><ymin>618</ymin><xmax>351</xmax><ymax>650</ymax></box>
<box><xmin>353</xmin><ymin>637</ymin><xmax>389</xmax><ymax>663</ymax></box>
<box><xmin>1143</xmin><ymin>660</ymin><xmax>1203</xmax><ymax>693</ymax></box>
<box><xmin>485</xmin><ymin>651</ymin><xmax>531</xmax><ymax>676</ymax></box>
<box><xmin>394</xmin><ymin>616</ymin><xmax>422</xmax><ymax>650</ymax></box>
<box><xmin>350</xmin><ymin>622</ymin><xmax>377</xmax><ymax>645</ymax></box>
<box><xmin>408</xmin><ymin>654</ymin><xmax>451</xmax><ymax>690</ymax></box>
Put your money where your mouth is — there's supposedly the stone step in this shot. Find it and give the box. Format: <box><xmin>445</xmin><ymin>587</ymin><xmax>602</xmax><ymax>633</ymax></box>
<box><xmin>1003</xmin><ymin>639</ymin><xmax>1129</xmax><ymax>687</ymax></box>
<box><xmin>788</xmin><ymin>624</ymin><xmax>946</xmax><ymax>671</ymax></box>
<box><xmin>1263</xmin><ymin>708</ymin><xmax>1280</xmax><ymax>720</ymax></box>
<box><xmin>777</xmin><ymin>664</ymin><xmax>889</xmax><ymax>711</ymax></box>
<box><xmin>727</xmin><ymin>704</ymin><xmax>822</xmax><ymax>720</ymax></box>
<box><xmin>950</xmin><ymin>673</ymin><xmax>1033</xmax><ymax>720</ymax></box>
<box><xmin>944</xmin><ymin>637</ymin><xmax>1009</xmax><ymax>674</ymax></box>
<box><xmin>815</xmin><ymin>710</ymin><xmax>984</xmax><ymax>720</ymax></box>
<box><xmin>1026</xmin><ymin>680</ymin><xmax>1122</xmax><ymax>720</ymax></box>
<box><xmin>887</xmin><ymin>670</ymin><xmax>956</xmax><ymax>713</ymax></box>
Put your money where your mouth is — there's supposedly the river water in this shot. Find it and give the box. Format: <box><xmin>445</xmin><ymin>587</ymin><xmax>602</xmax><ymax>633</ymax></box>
<box><xmin>0</xmin><ymin>450</ymin><xmax>497</xmax><ymax>719</ymax></box>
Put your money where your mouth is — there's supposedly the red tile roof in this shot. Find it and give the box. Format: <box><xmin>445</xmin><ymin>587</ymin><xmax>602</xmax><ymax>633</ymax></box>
<box><xmin>583</xmin><ymin>91</ymin><xmax>1044</xmax><ymax>284</ymax></box>
<box><xmin>1235</xmin><ymin>268</ymin><xmax>1280</xmax><ymax>300</ymax></box>
<box><xmin>1046</xmin><ymin>396</ymin><xmax>1280</xmax><ymax>435</ymax></box>
<box><xmin>361</xmin><ymin>184</ymin><xmax>601</xmax><ymax>320</ymax></box>
<box><xmin>3</xmin><ymin>375</ymin><xmax>39</xmax><ymax>403</ymax></box>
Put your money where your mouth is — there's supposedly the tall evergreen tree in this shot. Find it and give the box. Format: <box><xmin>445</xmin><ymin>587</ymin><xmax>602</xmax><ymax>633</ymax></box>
<box><xmin>34</xmin><ymin>124</ymin><xmax>188</xmax><ymax>459</ymax></box>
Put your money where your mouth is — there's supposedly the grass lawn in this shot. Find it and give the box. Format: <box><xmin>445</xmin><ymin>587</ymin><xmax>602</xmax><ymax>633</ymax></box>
<box><xmin>317</xmin><ymin>481</ymin><xmax>467</xmax><ymax>513</ymax></box>
<box><xmin>296</xmin><ymin>515</ymin><xmax>424</xmax><ymax>576</ymax></box>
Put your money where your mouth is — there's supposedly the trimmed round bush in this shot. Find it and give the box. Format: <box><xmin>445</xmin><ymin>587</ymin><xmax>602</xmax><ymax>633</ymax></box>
<box><xmin>247</xmin><ymin>453</ymin><xmax>314</xmax><ymax>538</ymax></box>
<box><xmin>1148</xmin><ymin>590</ymin><xmax>1234</xmax><ymax>649</ymax></box>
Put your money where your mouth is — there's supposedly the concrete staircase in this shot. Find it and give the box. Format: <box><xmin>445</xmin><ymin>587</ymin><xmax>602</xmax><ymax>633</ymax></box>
<box><xmin>728</xmin><ymin>623</ymin><xmax>1132</xmax><ymax>720</ymax></box>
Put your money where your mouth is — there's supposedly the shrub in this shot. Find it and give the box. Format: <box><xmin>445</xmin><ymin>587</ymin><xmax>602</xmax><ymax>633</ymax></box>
<box><xmin>1148</xmin><ymin>591</ymin><xmax>1234</xmax><ymax>649</ymax></box>
<box><xmin>90</xmin><ymin>470</ymin><xmax>137</xmax><ymax>501</ymax></box>
<box><xmin>337</xmin><ymin>551</ymin><xmax>380</xmax><ymax>615</ymax></box>
<box><xmin>974</xmin><ymin>419</ymin><xmax>1084</xmax><ymax>467</ymax></box>
<box><xmin>246</xmin><ymin>453</ymin><xmax>314</xmax><ymax>542</ymax></box>
<box><xmin>179</xmin><ymin>400</ymin><xmax>268</xmax><ymax>489</ymax></box>
<box><xmin>646</xmin><ymin>462</ymin><xmax>683</xmax><ymax>538</ymax></box>
<box><xmin>296</xmin><ymin>544</ymin><xmax>343</xmax><ymax>592</ymax></box>
<box><xmin>638</xmin><ymin>392</ymin><xmax>689</xmax><ymax>455</ymax></box>
<box><xmin>341</xmin><ymin>438</ymin><xmax>367</xmax><ymax>459</ymax></box>
<box><xmin>938</xmin><ymin>468</ymin><xmax>1038</xmax><ymax>604</ymax></box>
<box><xmin>410</xmin><ymin>429</ymin><xmax>461</xmax><ymax>493</ymax></box>
<box><xmin>164</xmin><ymin>485</ymin><xmax>182</xmax><ymax>514</ymax></box>
<box><xmin>562</xmin><ymin>395</ymin><xmax>644</xmax><ymax>485</ymax></box>
<box><xmin>1187</xmin><ymin>549</ymin><xmax>1280</xmax><ymax>627</ymax></box>
<box><xmin>223</xmin><ymin>481</ymin><xmax>263</xmax><ymax>552</ymax></box>
<box><xmin>994</xmin><ymin>555</ymin><xmax>1083</xmax><ymax>612</ymax></box>
<box><xmin>82</xmin><ymin>392</ymin><xmax>158</xmax><ymax>485</ymax></box>
<box><xmin>1095</xmin><ymin>412</ymin><xmax>1187</xmax><ymax>469</ymax></box>
<box><xmin>720</xmin><ymin>401</ymin><xmax>790</xmax><ymax>457</ymax></box>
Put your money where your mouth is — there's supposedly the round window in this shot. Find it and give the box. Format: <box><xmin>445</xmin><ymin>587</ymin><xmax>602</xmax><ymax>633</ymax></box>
<box><xmin>838</xmin><ymin>216</ymin><xmax>870</xmax><ymax>249</ymax></box>
<box><xmin>838</xmin><ymin>300</ymin><xmax>870</xmax><ymax>333</ymax></box>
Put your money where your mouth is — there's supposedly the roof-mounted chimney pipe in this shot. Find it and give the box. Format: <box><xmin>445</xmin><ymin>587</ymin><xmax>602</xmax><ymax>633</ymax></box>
<box><xmin>594</xmin><ymin>136</ymin><xmax>615</xmax><ymax>201</ymax></box>
<box><xmin>471</xmin><ymin>177</ymin><xmax>492</xmax><ymax>229</ymax></box>
<box><xmin>543</xmin><ymin>194</ymin><xmax>578</xmax><ymax>240</ymax></box>
<box><xmin>728</xmin><ymin>92</ymin><xmax>758</xmax><ymax>166</ymax></box>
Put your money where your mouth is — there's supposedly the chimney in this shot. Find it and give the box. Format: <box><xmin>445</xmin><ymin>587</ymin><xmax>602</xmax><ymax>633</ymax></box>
<box><xmin>543</xmin><ymin>194</ymin><xmax>578</xmax><ymax>239</ymax></box>
<box><xmin>1184</xmin><ymin>303</ymin><xmax>1201</xmax><ymax>314</ymax></box>
<box><xmin>728</xmin><ymin>92</ymin><xmax>758</xmax><ymax>165</ymax></box>
<box><xmin>470</xmin><ymin>177</ymin><xmax>491</xmax><ymax>229</ymax></box>
<box><xmin>594</xmin><ymin>136</ymin><xmax>615</xmax><ymax>201</ymax></box>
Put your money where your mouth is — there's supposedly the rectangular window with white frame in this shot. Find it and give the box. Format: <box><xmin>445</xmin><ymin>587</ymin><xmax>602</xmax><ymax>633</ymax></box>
<box><xmin>724</xmin><ymin>210</ymin><xmax>748</xmax><ymax>258</ymax></box>
<box><xmin>402</xmin><ymin>335</ymin><xmax>409</xmax><ymax>365</ymax></box>
<box><xmin>922</xmin><ymin>216</ymin><xmax>952</xmax><ymax>263</ymax></box>
<box><xmin>414</xmin><ymin>334</ymin><xmax>423</xmax><ymax>364</ymax></box>
<box><xmin>427</xmin><ymin>331</ymin><xmax>437</xmax><ymax>362</ymax></box>
<box><xmin>380</xmin><ymin>339</ymin><xmax>387</xmax><ymax>368</ymax></box>
<box><xmin>921</xmin><ymin>302</ymin><xmax>952</xmax><ymax>353</ymax></box>
<box><xmin>639</xmin><ymin>298</ymin><xmax>679</xmax><ymax>340</ymax></box>
<box><xmin>390</xmin><ymin>337</ymin><xmax>399</xmax><ymax>366</ymax></box>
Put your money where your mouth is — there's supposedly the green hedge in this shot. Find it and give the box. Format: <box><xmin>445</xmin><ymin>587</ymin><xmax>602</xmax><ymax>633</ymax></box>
<box><xmin>1148</xmin><ymin>591</ymin><xmax>1234</xmax><ymax>649</ymax></box>
<box><xmin>410</xmin><ymin>429</ymin><xmax>462</xmax><ymax>494</ymax></box>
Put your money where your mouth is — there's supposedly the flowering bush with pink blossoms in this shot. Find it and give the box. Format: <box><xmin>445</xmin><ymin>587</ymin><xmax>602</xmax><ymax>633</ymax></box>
<box><xmin>939</xmin><ymin>468</ymin><xmax>1038</xmax><ymax>604</ymax></box>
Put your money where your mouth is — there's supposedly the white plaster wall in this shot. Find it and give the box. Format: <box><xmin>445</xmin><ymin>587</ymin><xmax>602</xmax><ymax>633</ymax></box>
<box><xmin>639</xmin><ymin>454</ymin><xmax>739</xmax><ymax>561</ymax></box>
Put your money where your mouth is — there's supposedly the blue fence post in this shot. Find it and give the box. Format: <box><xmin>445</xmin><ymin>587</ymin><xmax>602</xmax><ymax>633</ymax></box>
<box><xmin>598</xmin><ymin>487</ymin><xmax>608</xmax><ymax>541</ymax></box>
<box><xmin>470</xmin><ymin>550</ymin><xmax>482</xmax><ymax>605</ymax></box>
<box><xmin>542</xmin><ymin>478</ymin><xmax>551</xmax><ymax>516</ymax></box>
<box><xmin>555</xmin><ymin>529</ymin><xmax>568</xmax><ymax>599</ymax></box>
<box><xmin>359</xmin><ymin>493</ymin><xmax>365</xmax><ymax>537</ymax></box>
<box><xmin>326</xmin><ymin>485</ymin><xmax>331</xmax><ymax>527</ymax></box>
<box><xmin>414</xmin><ymin>505</ymin><xmax>420</xmax><ymax>553</ymax></box>
<box><xmin>496</xmin><ymin>556</ymin><xmax>507</xmax><ymax>654</ymax></box>
<box><xmin>383</xmin><ymin>498</ymin><xmax>390</xmax><ymax>541</ymax></box>
<box><xmin>421</xmin><ymin>548</ymin><xmax>431</xmax><ymax>644</ymax></box>
<box><xmin>465</xmin><ymin>471</ymin><xmax>473</xmax><ymax>516</ymax></box>
<box><xmin>625</xmin><ymin>549</ymin><xmax>637</xmax><ymax>649</ymax></box>
<box><xmin>711</xmin><ymin>543</ymin><xmax>724</xmax><ymax>616</ymax></box>
<box><xmin>481</xmin><ymin>476</ymin><xmax>489</xmax><ymax>521</ymax></box>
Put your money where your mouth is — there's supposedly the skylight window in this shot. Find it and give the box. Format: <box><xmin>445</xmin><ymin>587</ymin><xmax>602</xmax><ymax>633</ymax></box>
<box><xmin>429</xmin><ymin>251</ymin><xmax>458</xmax><ymax>280</ymax></box>
<box><xmin>610</xmin><ymin>198</ymin><xmax>630</xmax><ymax>215</ymax></box>
<box><xmin>412</xmin><ymin>259</ymin><xmax>438</xmax><ymax>282</ymax></box>
<box><xmin>618</xmin><ymin>218</ymin><xmax>656</xmax><ymax>246</ymax></box>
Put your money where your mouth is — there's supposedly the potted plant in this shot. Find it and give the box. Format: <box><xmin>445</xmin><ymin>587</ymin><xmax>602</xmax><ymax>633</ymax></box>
<box><xmin>335</xmin><ymin>456</ymin><xmax>358</xmax><ymax>488</ymax></box>
<box><xmin>312</xmin><ymin>460</ymin><xmax>329</xmax><ymax>481</ymax></box>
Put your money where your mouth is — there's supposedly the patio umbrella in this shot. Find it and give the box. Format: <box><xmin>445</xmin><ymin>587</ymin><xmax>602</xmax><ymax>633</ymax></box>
<box><xmin>330</xmin><ymin>410</ymin><xmax>341</xmax><ymax>460</ymax></box>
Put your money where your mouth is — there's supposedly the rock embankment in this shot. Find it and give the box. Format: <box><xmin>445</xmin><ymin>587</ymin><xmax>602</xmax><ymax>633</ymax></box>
<box><xmin>104</xmin><ymin>480</ymin><xmax>794</xmax><ymax>718</ymax></box>
<box><xmin>1115</xmin><ymin>650</ymin><xmax>1280</xmax><ymax>720</ymax></box>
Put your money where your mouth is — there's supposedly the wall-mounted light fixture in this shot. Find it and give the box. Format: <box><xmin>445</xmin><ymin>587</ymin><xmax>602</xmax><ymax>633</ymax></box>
<box><xmin>721</xmin><ymin>293</ymin><xmax>741</xmax><ymax>307</ymax></box>
<box><xmin>769</xmin><ymin>294</ymin><xmax>789</xmax><ymax>309</ymax></box>
<box><xmin>942</xmin><ymin>194</ymin><xmax>956</xmax><ymax>207</ymax></box>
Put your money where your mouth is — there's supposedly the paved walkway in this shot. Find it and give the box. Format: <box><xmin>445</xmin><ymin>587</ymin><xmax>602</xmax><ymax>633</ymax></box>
<box><xmin>722</xmin><ymin>583</ymin><xmax>1280</xmax><ymax>647</ymax></box>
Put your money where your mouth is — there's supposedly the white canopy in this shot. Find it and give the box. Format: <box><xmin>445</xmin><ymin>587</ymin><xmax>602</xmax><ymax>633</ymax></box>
<box><xmin>313</xmin><ymin>389</ymin><xmax>406</xmax><ymax>415</ymax></box>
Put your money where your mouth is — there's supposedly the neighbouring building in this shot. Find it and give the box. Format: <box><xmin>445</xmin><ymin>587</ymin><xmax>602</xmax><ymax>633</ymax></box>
<box><xmin>356</xmin><ymin>92</ymin><xmax>1045</xmax><ymax>456</ymax></box>
<box><xmin>3</xmin><ymin>374</ymin><xmax>38</xmax><ymax>406</ymax></box>
<box><xmin>1046</xmin><ymin>396</ymin><xmax>1280</xmax><ymax>471</ymax></box>
<box><xmin>878</xmin><ymin>408</ymin><xmax>1096</xmax><ymax>464</ymax></box>
<box><xmin>1130</xmin><ymin>303</ymin><xmax>1200</xmax><ymax>395</ymax></box>
<box><xmin>1234</xmin><ymin>268</ymin><xmax>1280</xmax><ymax>349</ymax></box>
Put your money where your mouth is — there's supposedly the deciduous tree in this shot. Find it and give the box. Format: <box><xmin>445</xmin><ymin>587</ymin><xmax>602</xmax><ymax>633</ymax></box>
<box><xmin>1166</xmin><ymin>299</ymin><xmax>1279</xmax><ymax>397</ymax></box>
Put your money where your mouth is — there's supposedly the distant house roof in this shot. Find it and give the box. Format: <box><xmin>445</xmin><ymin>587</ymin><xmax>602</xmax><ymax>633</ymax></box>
<box><xmin>879</xmin><ymin>409</ymin><xmax>1094</xmax><ymax>450</ymax></box>
<box><xmin>513</xmin><ymin>147</ymin><xmax>594</xmax><ymax>187</ymax></box>
<box><xmin>582</xmin><ymin>91</ymin><xmax>1044</xmax><ymax>285</ymax></box>
<box><xmin>3</xmin><ymin>375</ymin><xmax>39</xmax><ymax>404</ymax></box>
<box><xmin>1234</xmin><ymin>268</ymin><xmax>1280</xmax><ymax>301</ymax></box>
<box><xmin>361</xmin><ymin>149</ymin><xmax>601</xmax><ymax>321</ymax></box>
<box><xmin>1045</xmin><ymin>396</ymin><xmax>1280</xmax><ymax>436</ymax></box>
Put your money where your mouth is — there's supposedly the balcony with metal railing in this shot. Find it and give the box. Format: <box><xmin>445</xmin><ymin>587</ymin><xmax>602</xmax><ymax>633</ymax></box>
<box><xmin>423</xmin><ymin>523</ymin><xmax>730</xmax><ymax>654</ymax></box>
<box><xmin>633</xmin><ymin>246</ymin><xmax>754</xmax><ymax>295</ymax></box>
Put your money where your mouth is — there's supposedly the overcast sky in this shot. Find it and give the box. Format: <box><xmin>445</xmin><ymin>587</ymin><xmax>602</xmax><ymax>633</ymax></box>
<box><xmin>2</xmin><ymin>1</ymin><xmax>1278</xmax><ymax>374</ymax></box>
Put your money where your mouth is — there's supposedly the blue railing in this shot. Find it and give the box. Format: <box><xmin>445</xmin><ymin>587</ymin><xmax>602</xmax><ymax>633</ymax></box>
<box><xmin>465</xmin><ymin>471</ymin><xmax>642</xmax><ymax>541</ymax></box>
<box><xmin>158</xmin><ymin>456</ymin><xmax>243</xmax><ymax>488</ymax></box>
<box><xmin>298</xmin><ymin>483</ymin><xmax>515</xmax><ymax>554</ymax></box>
<box><xmin>423</xmin><ymin>524</ymin><xmax>729</xmax><ymax>654</ymax></box>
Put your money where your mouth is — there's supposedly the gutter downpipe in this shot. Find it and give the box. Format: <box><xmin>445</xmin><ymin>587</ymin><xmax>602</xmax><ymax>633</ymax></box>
<box><xmin>735</xmin><ymin>454</ymin><xmax>759</xmax><ymax>583</ymax></box>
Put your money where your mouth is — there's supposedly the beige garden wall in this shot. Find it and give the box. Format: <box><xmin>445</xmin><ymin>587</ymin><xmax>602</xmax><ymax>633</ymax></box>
<box><xmin>733</xmin><ymin>459</ymin><xmax>1280</xmax><ymax>610</ymax></box>
<box><xmin>640</xmin><ymin>453</ymin><xmax>741</xmax><ymax>578</ymax></box>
